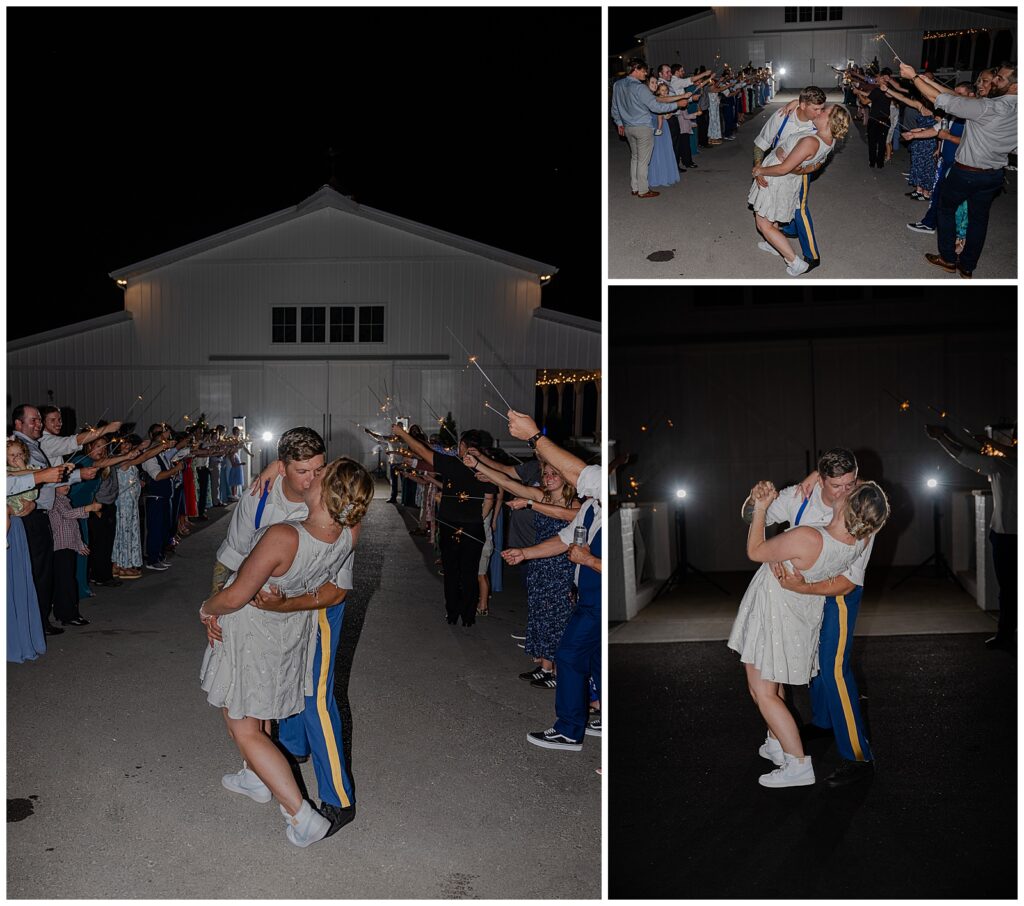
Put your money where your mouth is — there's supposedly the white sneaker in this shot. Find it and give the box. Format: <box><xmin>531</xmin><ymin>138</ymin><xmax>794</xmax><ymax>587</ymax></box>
<box><xmin>785</xmin><ymin>257</ymin><xmax>809</xmax><ymax>277</ymax></box>
<box><xmin>221</xmin><ymin>767</ymin><xmax>272</xmax><ymax>803</ymax></box>
<box><xmin>757</xmin><ymin>240</ymin><xmax>781</xmax><ymax>257</ymax></box>
<box><xmin>759</xmin><ymin>753</ymin><xmax>815</xmax><ymax>788</ymax></box>
<box><xmin>758</xmin><ymin>734</ymin><xmax>785</xmax><ymax>766</ymax></box>
<box><xmin>283</xmin><ymin>800</ymin><xmax>331</xmax><ymax>847</ymax></box>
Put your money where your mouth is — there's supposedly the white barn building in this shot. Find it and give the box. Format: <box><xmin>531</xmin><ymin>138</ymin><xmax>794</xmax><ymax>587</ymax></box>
<box><xmin>638</xmin><ymin>7</ymin><xmax>1017</xmax><ymax>92</ymax></box>
<box><xmin>7</xmin><ymin>186</ymin><xmax>600</xmax><ymax>470</ymax></box>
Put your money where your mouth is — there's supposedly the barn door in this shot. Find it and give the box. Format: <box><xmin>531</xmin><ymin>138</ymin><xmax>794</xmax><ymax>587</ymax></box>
<box><xmin>262</xmin><ymin>362</ymin><xmax>329</xmax><ymax>467</ymax></box>
<box><xmin>780</xmin><ymin>30</ymin><xmax>814</xmax><ymax>91</ymax></box>
<box><xmin>326</xmin><ymin>361</ymin><xmax>398</xmax><ymax>469</ymax></box>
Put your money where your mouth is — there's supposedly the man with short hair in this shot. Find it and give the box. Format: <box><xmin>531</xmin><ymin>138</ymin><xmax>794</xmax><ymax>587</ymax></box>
<box><xmin>140</xmin><ymin>423</ymin><xmax>183</xmax><ymax>570</ymax></box>
<box><xmin>393</xmin><ymin>423</ymin><xmax>495</xmax><ymax>626</ymax></box>
<box><xmin>741</xmin><ymin>449</ymin><xmax>876</xmax><ymax>787</ymax></box>
<box><xmin>611</xmin><ymin>58</ymin><xmax>710</xmax><ymax>198</ymax></box>
<box><xmin>901</xmin><ymin>61</ymin><xmax>1018</xmax><ymax>278</ymax></box>
<box><xmin>501</xmin><ymin>411</ymin><xmax>602</xmax><ymax>751</ymax></box>
<box><xmin>11</xmin><ymin>404</ymin><xmax>99</xmax><ymax>635</ymax></box>
<box><xmin>853</xmin><ymin>68</ymin><xmax>893</xmax><ymax>167</ymax></box>
<box><xmin>209</xmin><ymin>426</ymin><xmax>360</xmax><ymax>836</ymax></box>
<box><xmin>753</xmin><ymin>86</ymin><xmax>828</xmax><ymax>270</ymax></box>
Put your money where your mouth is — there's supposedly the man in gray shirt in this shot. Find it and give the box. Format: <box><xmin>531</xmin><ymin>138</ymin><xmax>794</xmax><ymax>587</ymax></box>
<box><xmin>901</xmin><ymin>61</ymin><xmax>1017</xmax><ymax>277</ymax></box>
<box><xmin>611</xmin><ymin>58</ymin><xmax>708</xmax><ymax>198</ymax></box>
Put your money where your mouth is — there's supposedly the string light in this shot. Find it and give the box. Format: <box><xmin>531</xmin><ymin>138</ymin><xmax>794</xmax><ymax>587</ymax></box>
<box><xmin>535</xmin><ymin>369</ymin><xmax>601</xmax><ymax>387</ymax></box>
<box><xmin>924</xmin><ymin>28</ymin><xmax>993</xmax><ymax>40</ymax></box>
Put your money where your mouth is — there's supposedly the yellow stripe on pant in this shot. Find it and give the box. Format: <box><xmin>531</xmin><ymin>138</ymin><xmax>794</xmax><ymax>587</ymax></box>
<box><xmin>833</xmin><ymin>595</ymin><xmax>864</xmax><ymax>762</ymax></box>
<box><xmin>316</xmin><ymin>609</ymin><xmax>351</xmax><ymax>808</ymax></box>
<box><xmin>799</xmin><ymin>174</ymin><xmax>818</xmax><ymax>260</ymax></box>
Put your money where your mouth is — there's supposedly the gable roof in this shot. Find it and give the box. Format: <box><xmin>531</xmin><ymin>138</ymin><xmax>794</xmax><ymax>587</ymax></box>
<box><xmin>108</xmin><ymin>185</ymin><xmax>558</xmax><ymax>280</ymax></box>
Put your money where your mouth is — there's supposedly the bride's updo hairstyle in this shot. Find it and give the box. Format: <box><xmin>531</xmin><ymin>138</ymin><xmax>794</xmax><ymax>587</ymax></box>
<box><xmin>320</xmin><ymin>457</ymin><xmax>375</xmax><ymax>527</ymax></box>
<box><xmin>843</xmin><ymin>481</ymin><xmax>890</xmax><ymax>539</ymax></box>
<box><xmin>827</xmin><ymin>105</ymin><xmax>852</xmax><ymax>141</ymax></box>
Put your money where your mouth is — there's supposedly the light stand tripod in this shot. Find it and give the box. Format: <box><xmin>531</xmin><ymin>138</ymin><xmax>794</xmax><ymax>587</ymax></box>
<box><xmin>891</xmin><ymin>493</ymin><xmax>963</xmax><ymax>591</ymax></box>
<box><xmin>653</xmin><ymin>499</ymin><xmax>731</xmax><ymax>601</ymax></box>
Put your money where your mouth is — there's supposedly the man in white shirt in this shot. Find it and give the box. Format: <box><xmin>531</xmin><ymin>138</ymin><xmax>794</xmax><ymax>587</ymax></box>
<box><xmin>741</xmin><ymin>448</ymin><xmax>875</xmax><ymax>787</ymax></box>
<box><xmin>140</xmin><ymin>423</ymin><xmax>185</xmax><ymax>570</ymax></box>
<box><xmin>753</xmin><ymin>86</ymin><xmax>827</xmax><ymax>270</ymax></box>
<box><xmin>209</xmin><ymin>426</ymin><xmax>359</xmax><ymax>837</ymax></box>
<box><xmin>39</xmin><ymin>405</ymin><xmax>121</xmax><ymax>466</ymax></box>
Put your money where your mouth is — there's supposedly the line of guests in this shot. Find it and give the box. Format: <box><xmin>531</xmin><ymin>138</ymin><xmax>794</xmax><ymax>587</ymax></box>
<box><xmin>611</xmin><ymin>57</ymin><xmax>776</xmax><ymax>197</ymax></box>
<box><xmin>388</xmin><ymin>413</ymin><xmax>603</xmax><ymax>751</ymax></box>
<box><xmin>7</xmin><ymin>404</ymin><xmax>250</xmax><ymax>663</ymax></box>
<box><xmin>844</xmin><ymin>61</ymin><xmax>1017</xmax><ymax>278</ymax></box>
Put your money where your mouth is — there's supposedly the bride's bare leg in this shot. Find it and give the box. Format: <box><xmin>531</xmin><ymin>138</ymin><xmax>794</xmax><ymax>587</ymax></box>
<box><xmin>744</xmin><ymin>663</ymin><xmax>804</xmax><ymax>756</ymax></box>
<box><xmin>224</xmin><ymin>713</ymin><xmax>303</xmax><ymax>814</ymax></box>
<box><xmin>766</xmin><ymin>685</ymin><xmax>786</xmax><ymax>738</ymax></box>
<box><xmin>755</xmin><ymin>214</ymin><xmax>798</xmax><ymax>263</ymax></box>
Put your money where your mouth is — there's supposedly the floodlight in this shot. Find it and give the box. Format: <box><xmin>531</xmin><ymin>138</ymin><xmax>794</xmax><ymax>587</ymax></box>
<box><xmin>262</xmin><ymin>431</ymin><xmax>273</xmax><ymax>442</ymax></box>
<box><xmin>779</xmin><ymin>67</ymin><xmax>787</xmax><ymax>75</ymax></box>
<box><xmin>926</xmin><ymin>478</ymin><xmax>938</xmax><ymax>489</ymax></box>
<box><xmin>676</xmin><ymin>488</ymin><xmax>688</xmax><ymax>499</ymax></box>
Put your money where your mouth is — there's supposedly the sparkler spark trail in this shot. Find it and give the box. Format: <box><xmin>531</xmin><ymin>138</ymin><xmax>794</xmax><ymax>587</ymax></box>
<box><xmin>875</xmin><ymin>33</ymin><xmax>901</xmax><ymax>62</ymax></box>
<box><xmin>433</xmin><ymin>517</ymin><xmax>485</xmax><ymax>545</ymax></box>
<box><xmin>483</xmin><ymin>401</ymin><xmax>510</xmax><ymax>422</ymax></box>
<box><xmin>445</xmin><ymin>325</ymin><xmax>515</xmax><ymax>412</ymax></box>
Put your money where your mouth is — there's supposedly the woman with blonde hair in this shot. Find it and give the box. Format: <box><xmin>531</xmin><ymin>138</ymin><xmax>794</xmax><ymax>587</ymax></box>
<box><xmin>199</xmin><ymin>457</ymin><xmax>373</xmax><ymax>847</ymax></box>
<box><xmin>748</xmin><ymin>103</ymin><xmax>851</xmax><ymax>276</ymax></box>
<box><xmin>728</xmin><ymin>479</ymin><xmax>889</xmax><ymax>789</ymax></box>
<box><xmin>465</xmin><ymin>453</ymin><xmax>581</xmax><ymax>687</ymax></box>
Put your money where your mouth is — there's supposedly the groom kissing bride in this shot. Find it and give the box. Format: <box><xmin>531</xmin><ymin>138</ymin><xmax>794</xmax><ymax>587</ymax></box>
<box><xmin>729</xmin><ymin>449</ymin><xmax>890</xmax><ymax>788</ymax></box>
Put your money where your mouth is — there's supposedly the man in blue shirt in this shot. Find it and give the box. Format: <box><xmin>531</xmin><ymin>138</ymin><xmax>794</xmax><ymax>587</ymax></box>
<box><xmin>611</xmin><ymin>58</ymin><xmax>712</xmax><ymax>198</ymax></box>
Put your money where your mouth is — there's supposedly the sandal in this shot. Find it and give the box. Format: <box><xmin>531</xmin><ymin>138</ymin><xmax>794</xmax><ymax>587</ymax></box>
<box><xmin>476</xmin><ymin>607</ymin><xmax>489</xmax><ymax>616</ymax></box>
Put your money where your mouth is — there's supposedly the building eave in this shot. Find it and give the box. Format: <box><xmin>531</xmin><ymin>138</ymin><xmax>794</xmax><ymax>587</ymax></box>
<box><xmin>636</xmin><ymin>9</ymin><xmax>716</xmax><ymax>39</ymax></box>
<box><xmin>532</xmin><ymin>307</ymin><xmax>600</xmax><ymax>334</ymax></box>
<box><xmin>7</xmin><ymin>311</ymin><xmax>133</xmax><ymax>353</ymax></box>
<box><xmin>108</xmin><ymin>185</ymin><xmax>559</xmax><ymax>281</ymax></box>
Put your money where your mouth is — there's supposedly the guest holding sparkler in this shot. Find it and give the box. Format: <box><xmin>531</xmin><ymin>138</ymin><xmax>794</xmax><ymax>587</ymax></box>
<box><xmin>852</xmin><ymin>68</ymin><xmax>893</xmax><ymax>168</ymax></box>
<box><xmin>465</xmin><ymin>453</ymin><xmax>580</xmax><ymax>685</ymax></box>
<box><xmin>926</xmin><ymin>423</ymin><xmax>1016</xmax><ymax>650</ymax></box>
<box><xmin>898</xmin><ymin>61</ymin><xmax>1018</xmax><ymax>279</ymax></box>
<box><xmin>392</xmin><ymin>423</ymin><xmax>495</xmax><ymax>627</ymax></box>
<box><xmin>501</xmin><ymin>410</ymin><xmax>602</xmax><ymax>751</ymax></box>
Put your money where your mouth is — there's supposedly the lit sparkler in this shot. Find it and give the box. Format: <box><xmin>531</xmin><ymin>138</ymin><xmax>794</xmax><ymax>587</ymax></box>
<box><xmin>483</xmin><ymin>401</ymin><xmax>510</xmax><ymax>422</ymax></box>
<box><xmin>434</xmin><ymin>517</ymin><xmax>485</xmax><ymax>545</ymax></box>
<box><xmin>875</xmin><ymin>33</ymin><xmax>901</xmax><ymax>63</ymax></box>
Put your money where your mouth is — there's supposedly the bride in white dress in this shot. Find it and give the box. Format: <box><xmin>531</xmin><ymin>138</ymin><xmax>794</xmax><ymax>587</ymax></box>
<box><xmin>747</xmin><ymin>104</ymin><xmax>851</xmax><ymax>276</ymax></box>
<box><xmin>728</xmin><ymin>479</ymin><xmax>889</xmax><ymax>788</ymax></box>
<box><xmin>199</xmin><ymin>457</ymin><xmax>374</xmax><ymax>846</ymax></box>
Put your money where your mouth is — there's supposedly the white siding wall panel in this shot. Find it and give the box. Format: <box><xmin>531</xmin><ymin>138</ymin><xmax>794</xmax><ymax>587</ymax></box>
<box><xmin>9</xmin><ymin>204</ymin><xmax>592</xmax><ymax>460</ymax></box>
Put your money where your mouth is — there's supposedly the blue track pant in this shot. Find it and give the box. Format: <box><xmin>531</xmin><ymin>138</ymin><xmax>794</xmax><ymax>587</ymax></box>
<box><xmin>779</xmin><ymin>175</ymin><xmax>819</xmax><ymax>261</ymax></box>
<box><xmin>809</xmin><ymin>586</ymin><xmax>874</xmax><ymax>763</ymax></box>
<box><xmin>278</xmin><ymin>603</ymin><xmax>355</xmax><ymax>808</ymax></box>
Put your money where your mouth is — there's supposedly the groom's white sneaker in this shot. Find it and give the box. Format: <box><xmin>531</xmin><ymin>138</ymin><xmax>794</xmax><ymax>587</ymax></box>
<box><xmin>758</xmin><ymin>753</ymin><xmax>815</xmax><ymax>788</ymax></box>
<box><xmin>221</xmin><ymin>767</ymin><xmax>272</xmax><ymax>803</ymax></box>
<box><xmin>785</xmin><ymin>257</ymin><xmax>810</xmax><ymax>277</ymax></box>
<box><xmin>758</xmin><ymin>733</ymin><xmax>785</xmax><ymax>766</ymax></box>
<box><xmin>757</xmin><ymin>240</ymin><xmax>781</xmax><ymax>257</ymax></box>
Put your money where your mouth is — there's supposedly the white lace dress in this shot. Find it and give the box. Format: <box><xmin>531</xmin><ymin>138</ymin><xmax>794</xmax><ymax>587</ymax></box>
<box><xmin>727</xmin><ymin>526</ymin><xmax>865</xmax><ymax>684</ymax></box>
<box><xmin>747</xmin><ymin>132</ymin><xmax>833</xmax><ymax>222</ymax></box>
<box><xmin>200</xmin><ymin>521</ymin><xmax>353</xmax><ymax>720</ymax></box>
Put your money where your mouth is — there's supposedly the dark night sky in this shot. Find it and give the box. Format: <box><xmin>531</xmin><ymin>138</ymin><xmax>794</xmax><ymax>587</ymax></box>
<box><xmin>608</xmin><ymin>7</ymin><xmax>709</xmax><ymax>54</ymax></box>
<box><xmin>6</xmin><ymin>7</ymin><xmax>601</xmax><ymax>341</ymax></box>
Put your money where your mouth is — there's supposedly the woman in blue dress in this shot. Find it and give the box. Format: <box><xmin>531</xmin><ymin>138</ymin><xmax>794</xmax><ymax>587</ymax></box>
<box><xmin>7</xmin><ymin>439</ymin><xmax>47</xmax><ymax>662</ymax></box>
<box><xmin>884</xmin><ymin>82</ymin><xmax>937</xmax><ymax>200</ymax></box>
<box><xmin>647</xmin><ymin>78</ymin><xmax>684</xmax><ymax>188</ymax></box>
<box><xmin>464</xmin><ymin>455</ymin><xmax>581</xmax><ymax>687</ymax></box>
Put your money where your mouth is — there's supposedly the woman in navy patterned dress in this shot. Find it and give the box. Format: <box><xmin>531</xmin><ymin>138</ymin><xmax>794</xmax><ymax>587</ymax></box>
<box><xmin>464</xmin><ymin>455</ymin><xmax>581</xmax><ymax>688</ymax></box>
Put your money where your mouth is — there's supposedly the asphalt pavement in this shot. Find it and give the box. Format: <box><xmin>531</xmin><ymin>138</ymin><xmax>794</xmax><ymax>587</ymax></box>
<box><xmin>7</xmin><ymin>492</ymin><xmax>600</xmax><ymax>899</ymax></box>
<box><xmin>608</xmin><ymin>93</ymin><xmax>1017</xmax><ymax>279</ymax></box>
